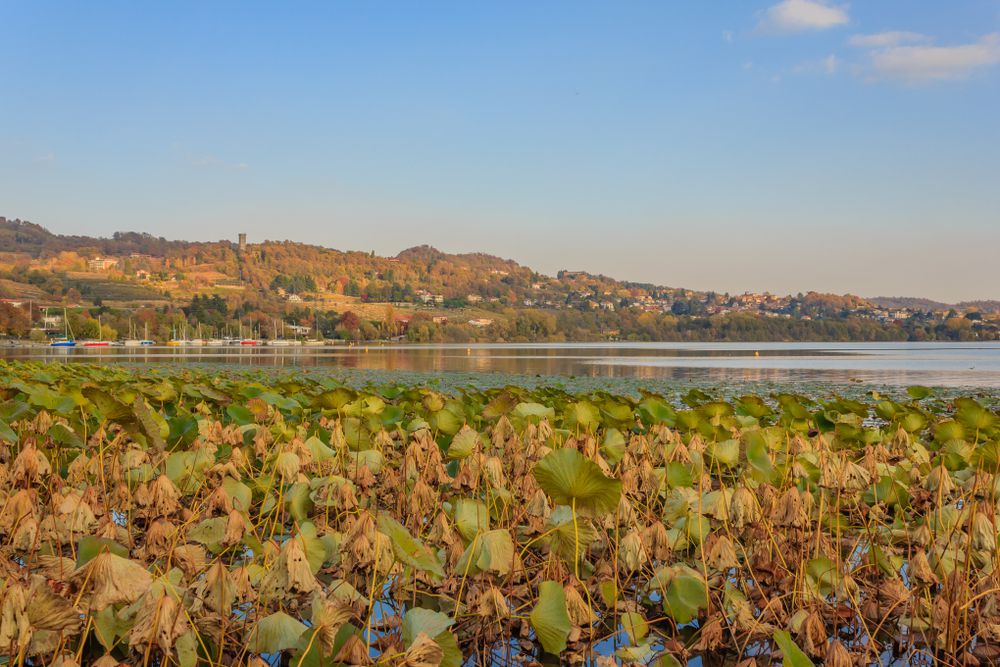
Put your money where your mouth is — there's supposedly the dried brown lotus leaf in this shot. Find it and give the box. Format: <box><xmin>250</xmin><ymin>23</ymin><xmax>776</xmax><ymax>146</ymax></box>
<box><xmin>800</xmin><ymin>610</ymin><xmax>828</xmax><ymax>657</ymax></box>
<box><xmin>475</xmin><ymin>586</ymin><xmax>509</xmax><ymax>618</ymax></box>
<box><xmin>402</xmin><ymin>632</ymin><xmax>443</xmax><ymax>667</ymax></box>
<box><xmin>730</xmin><ymin>486</ymin><xmax>760</xmax><ymax>529</ymax></box>
<box><xmin>0</xmin><ymin>489</ymin><xmax>36</xmax><ymax>531</ymax></box>
<box><xmin>311</xmin><ymin>597</ymin><xmax>354</xmax><ymax>652</ymax></box>
<box><xmin>128</xmin><ymin>589</ymin><xmax>190</xmax><ymax>654</ymax></box>
<box><xmin>909</xmin><ymin>550</ymin><xmax>938</xmax><ymax>587</ymax></box>
<box><xmin>0</xmin><ymin>584</ymin><xmax>30</xmax><ymax>654</ymax></box>
<box><xmin>25</xmin><ymin>578</ymin><xmax>81</xmax><ymax>633</ymax></box>
<box><xmin>826</xmin><ymin>639</ymin><xmax>852</xmax><ymax>667</ymax></box>
<box><xmin>72</xmin><ymin>552</ymin><xmax>153</xmax><ymax>611</ymax></box>
<box><xmin>771</xmin><ymin>487</ymin><xmax>808</xmax><ymax>528</ymax></box>
<box><xmin>334</xmin><ymin>633</ymin><xmax>371</xmax><ymax>665</ymax></box>
<box><xmin>173</xmin><ymin>543</ymin><xmax>208</xmax><ymax>578</ymax></box>
<box><xmin>706</xmin><ymin>534</ymin><xmax>740</xmax><ymax>571</ymax></box>
<box><xmin>11</xmin><ymin>443</ymin><xmax>51</xmax><ymax>486</ymax></box>
<box><xmin>618</xmin><ymin>530</ymin><xmax>648</xmax><ymax>572</ymax></box>
<box><xmin>38</xmin><ymin>555</ymin><xmax>77</xmax><ymax>581</ymax></box>
<box><xmin>564</xmin><ymin>584</ymin><xmax>595</xmax><ymax>626</ymax></box>
<box><xmin>261</xmin><ymin>534</ymin><xmax>319</xmax><ymax>598</ymax></box>
<box><xmin>149</xmin><ymin>474</ymin><xmax>182</xmax><ymax>517</ymax></box>
<box><xmin>11</xmin><ymin>516</ymin><xmax>38</xmax><ymax>551</ymax></box>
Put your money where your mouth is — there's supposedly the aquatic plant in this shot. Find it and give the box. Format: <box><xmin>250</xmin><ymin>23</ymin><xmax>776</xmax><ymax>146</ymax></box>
<box><xmin>0</xmin><ymin>361</ymin><xmax>997</xmax><ymax>665</ymax></box>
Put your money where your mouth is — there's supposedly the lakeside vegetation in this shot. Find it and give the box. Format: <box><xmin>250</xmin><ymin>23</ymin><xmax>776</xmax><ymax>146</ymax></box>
<box><xmin>1</xmin><ymin>218</ymin><xmax>997</xmax><ymax>344</ymax></box>
<box><xmin>0</xmin><ymin>362</ymin><xmax>998</xmax><ymax>665</ymax></box>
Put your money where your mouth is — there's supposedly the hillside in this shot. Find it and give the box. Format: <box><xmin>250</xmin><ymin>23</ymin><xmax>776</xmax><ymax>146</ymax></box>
<box><xmin>0</xmin><ymin>216</ymin><xmax>996</xmax><ymax>343</ymax></box>
<box><xmin>870</xmin><ymin>296</ymin><xmax>1000</xmax><ymax>314</ymax></box>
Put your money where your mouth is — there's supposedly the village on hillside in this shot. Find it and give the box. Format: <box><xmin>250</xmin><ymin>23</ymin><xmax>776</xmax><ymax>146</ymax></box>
<box><xmin>0</xmin><ymin>217</ymin><xmax>996</xmax><ymax>344</ymax></box>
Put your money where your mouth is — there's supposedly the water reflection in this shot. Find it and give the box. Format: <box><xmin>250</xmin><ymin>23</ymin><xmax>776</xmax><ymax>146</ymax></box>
<box><xmin>3</xmin><ymin>342</ymin><xmax>998</xmax><ymax>387</ymax></box>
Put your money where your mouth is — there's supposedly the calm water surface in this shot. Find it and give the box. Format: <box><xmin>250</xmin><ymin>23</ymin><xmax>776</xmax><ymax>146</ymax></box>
<box><xmin>2</xmin><ymin>342</ymin><xmax>998</xmax><ymax>387</ymax></box>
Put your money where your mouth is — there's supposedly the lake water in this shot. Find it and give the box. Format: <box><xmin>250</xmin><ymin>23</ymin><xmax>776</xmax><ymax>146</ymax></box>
<box><xmin>3</xmin><ymin>341</ymin><xmax>999</xmax><ymax>387</ymax></box>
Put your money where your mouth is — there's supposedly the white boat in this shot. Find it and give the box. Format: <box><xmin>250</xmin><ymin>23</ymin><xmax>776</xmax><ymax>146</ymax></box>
<box><xmin>206</xmin><ymin>338</ymin><xmax>225</xmax><ymax>346</ymax></box>
<box><xmin>123</xmin><ymin>319</ymin><xmax>152</xmax><ymax>346</ymax></box>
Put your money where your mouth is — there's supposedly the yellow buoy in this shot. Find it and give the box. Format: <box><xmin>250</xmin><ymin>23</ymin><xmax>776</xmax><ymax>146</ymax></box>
<box><xmin>754</xmin><ymin>351</ymin><xmax>760</xmax><ymax>357</ymax></box>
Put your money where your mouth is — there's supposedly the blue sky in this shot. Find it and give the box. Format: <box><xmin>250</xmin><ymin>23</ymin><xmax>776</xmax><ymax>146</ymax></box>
<box><xmin>2</xmin><ymin>1</ymin><xmax>998</xmax><ymax>301</ymax></box>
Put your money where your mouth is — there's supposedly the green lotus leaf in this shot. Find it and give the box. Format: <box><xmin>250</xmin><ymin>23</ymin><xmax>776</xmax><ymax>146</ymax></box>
<box><xmin>49</xmin><ymin>422</ymin><xmax>83</xmax><ymax>448</ymax></box>
<box><xmin>455</xmin><ymin>529</ymin><xmax>514</xmax><ymax>576</ymax></box>
<box><xmin>512</xmin><ymin>402</ymin><xmax>555</xmax><ymax>422</ymax></box>
<box><xmin>543</xmin><ymin>505</ymin><xmax>599</xmax><ymax>564</ymax></box>
<box><xmin>454</xmin><ymin>498</ymin><xmax>490</xmax><ymax>542</ymax></box>
<box><xmin>532</xmin><ymin>447</ymin><xmax>621</xmax><ymax>517</ymax></box>
<box><xmin>377</xmin><ymin>513</ymin><xmax>444</xmax><ymax>578</ymax></box>
<box><xmin>564</xmin><ymin>401</ymin><xmax>602</xmax><ymax>432</ymax></box>
<box><xmin>956</xmin><ymin>398</ymin><xmax>996</xmax><ymax>433</ymax></box>
<box><xmin>601</xmin><ymin>428</ymin><xmax>626</xmax><ymax>464</ymax></box>
<box><xmin>530</xmin><ymin>581</ymin><xmax>572</xmax><ymax>655</ymax></box>
<box><xmin>620</xmin><ymin>611</ymin><xmax>648</xmax><ymax>645</ymax></box>
<box><xmin>188</xmin><ymin>517</ymin><xmax>229</xmax><ymax>550</ymax></box>
<box><xmin>772</xmin><ymin>629</ymin><xmax>814</xmax><ymax>667</ymax></box>
<box><xmin>705</xmin><ymin>438</ymin><xmax>739</xmax><ymax>468</ymax></box>
<box><xmin>76</xmin><ymin>536</ymin><xmax>129</xmax><ymax>567</ymax></box>
<box><xmin>448</xmin><ymin>427</ymin><xmax>480</xmax><ymax>460</ymax></box>
<box><xmin>637</xmin><ymin>396</ymin><xmax>677</xmax><ymax>426</ymax></box>
<box><xmin>663</xmin><ymin>569</ymin><xmax>708</xmax><ymax>624</ymax></box>
<box><xmin>250</xmin><ymin>611</ymin><xmax>308</xmax><ymax>654</ymax></box>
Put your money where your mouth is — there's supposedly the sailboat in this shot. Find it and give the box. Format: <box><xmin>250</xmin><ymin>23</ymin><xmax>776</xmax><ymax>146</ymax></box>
<box><xmin>140</xmin><ymin>322</ymin><xmax>155</xmax><ymax>345</ymax></box>
<box><xmin>189</xmin><ymin>323</ymin><xmax>205</xmax><ymax>346</ymax></box>
<box><xmin>239</xmin><ymin>319</ymin><xmax>259</xmax><ymax>345</ymax></box>
<box><xmin>267</xmin><ymin>318</ymin><xmax>290</xmax><ymax>346</ymax></box>
<box><xmin>124</xmin><ymin>319</ymin><xmax>141</xmax><ymax>346</ymax></box>
<box><xmin>49</xmin><ymin>307</ymin><xmax>76</xmax><ymax>347</ymax></box>
<box><xmin>304</xmin><ymin>304</ymin><xmax>324</xmax><ymax>345</ymax></box>
<box><xmin>206</xmin><ymin>327</ymin><xmax>225</xmax><ymax>347</ymax></box>
<box><xmin>167</xmin><ymin>324</ymin><xmax>186</xmax><ymax>346</ymax></box>
<box><xmin>124</xmin><ymin>319</ymin><xmax>156</xmax><ymax>346</ymax></box>
<box><xmin>82</xmin><ymin>315</ymin><xmax>110</xmax><ymax>347</ymax></box>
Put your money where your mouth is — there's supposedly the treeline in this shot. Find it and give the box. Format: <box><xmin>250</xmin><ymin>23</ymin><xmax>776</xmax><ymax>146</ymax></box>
<box><xmin>401</xmin><ymin>311</ymin><xmax>996</xmax><ymax>344</ymax></box>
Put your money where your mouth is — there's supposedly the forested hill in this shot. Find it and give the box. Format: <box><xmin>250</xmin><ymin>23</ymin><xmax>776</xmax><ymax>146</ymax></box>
<box><xmin>0</xmin><ymin>216</ymin><xmax>682</xmax><ymax>306</ymax></box>
<box><xmin>0</xmin><ymin>216</ymin><xmax>995</xmax><ymax>343</ymax></box>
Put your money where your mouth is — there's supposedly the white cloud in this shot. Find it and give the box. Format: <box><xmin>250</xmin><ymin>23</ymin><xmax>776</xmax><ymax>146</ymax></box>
<box><xmin>848</xmin><ymin>31</ymin><xmax>929</xmax><ymax>48</ymax></box>
<box><xmin>866</xmin><ymin>33</ymin><xmax>1000</xmax><ymax>82</ymax></box>
<box><xmin>758</xmin><ymin>0</ymin><xmax>848</xmax><ymax>33</ymax></box>
<box><xmin>32</xmin><ymin>152</ymin><xmax>57</xmax><ymax>165</ymax></box>
<box><xmin>723</xmin><ymin>30</ymin><xmax>734</xmax><ymax>43</ymax></box>
<box><xmin>794</xmin><ymin>53</ymin><xmax>840</xmax><ymax>75</ymax></box>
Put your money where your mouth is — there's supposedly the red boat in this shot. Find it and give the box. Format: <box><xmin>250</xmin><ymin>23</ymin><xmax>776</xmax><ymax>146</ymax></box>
<box><xmin>82</xmin><ymin>341</ymin><xmax>110</xmax><ymax>347</ymax></box>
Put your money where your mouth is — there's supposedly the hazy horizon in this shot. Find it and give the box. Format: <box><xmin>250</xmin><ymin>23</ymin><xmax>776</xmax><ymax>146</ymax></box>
<box><xmin>2</xmin><ymin>1</ymin><xmax>998</xmax><ymax>302</ymax></box>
